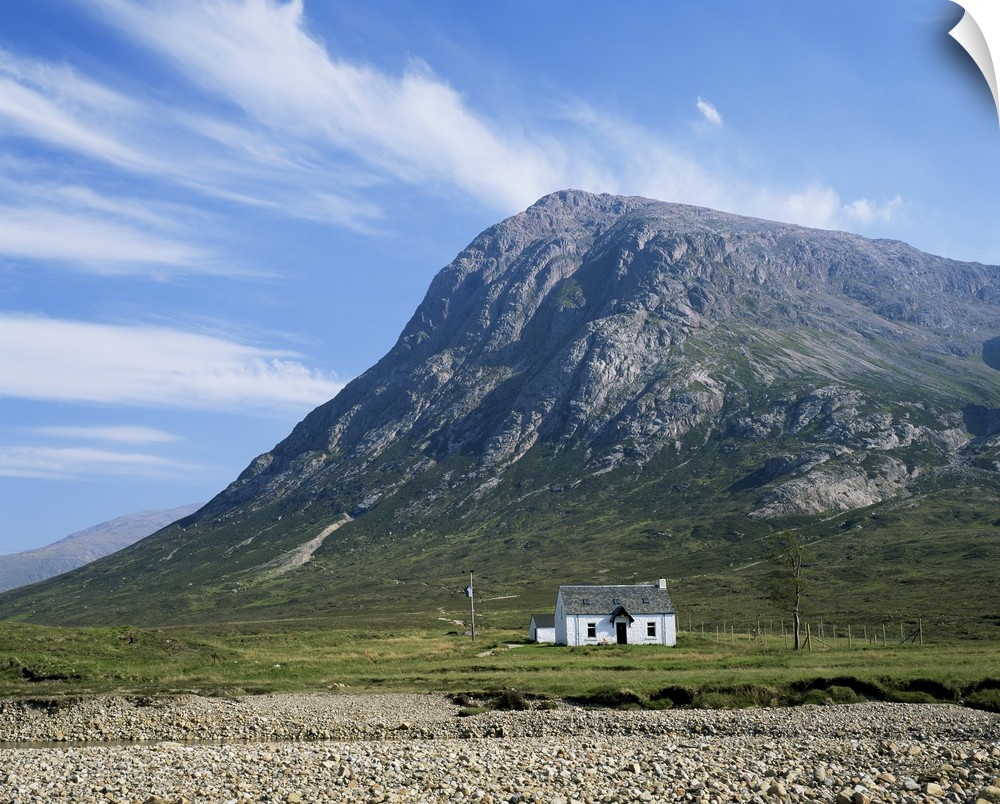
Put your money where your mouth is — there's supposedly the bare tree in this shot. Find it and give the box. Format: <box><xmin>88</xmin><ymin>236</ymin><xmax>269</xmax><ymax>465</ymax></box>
<box><xmin>768</xmin><ymin>530</ymin><xmax>809</xmax><ymax>650</ymax></box>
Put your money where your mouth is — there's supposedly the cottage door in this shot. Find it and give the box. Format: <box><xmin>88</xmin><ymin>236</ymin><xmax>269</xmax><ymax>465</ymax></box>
<box><xmin>616</xmin><ymin>621</ymin><xmax>628</xmax><ymax>644</ymax></box>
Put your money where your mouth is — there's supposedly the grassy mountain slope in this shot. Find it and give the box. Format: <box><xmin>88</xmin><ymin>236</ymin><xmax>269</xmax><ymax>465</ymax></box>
<box><xmin>2</xmin><ymin>191</ymin><xmax>1000</xmax><ymax>635</ymax></box>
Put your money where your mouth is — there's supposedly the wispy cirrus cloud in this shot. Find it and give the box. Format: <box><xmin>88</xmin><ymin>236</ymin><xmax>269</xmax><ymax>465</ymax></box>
<box><xmin>0</xmin><ymin>204</ymin><xmax>213</xmax><ymax>274</ymax></box>
<box><xmin>0</xmin><ymin>159</ymin><xmax>235</xmax><ymax>276</ymax></box>
<box><xmin>31</xmin><ymin>426</ymin><xmax>181</xmax><ymax>445</ymax></box>
<box><xmin>560</xmin><ymin>103</ymin><xmax>902</xmax><ymax>233</ymax></box>
<box><xmin>0</xmin><ymin>315</ymin><xmax>344</xmax><ymax>413</ymax></box>
<box><xmin>1</xmin><ymin>0</ymin><xmax>905</xmax><ymax>270</ymax></box>
<box><xmin>0</xmin><ymin>50</ymin><xmax>155</xmax><ymax>172</ymax></box>
<box><xmin>0</xmin><ymin>445</ymin><xmax>192</xmax><ymax>480</ymax></box>
<box><xmin>1</xmin><ymin>426</ymin><xmax>187</xmax><ymax>481</ymax></box>
<box><xmin>696</xmin><ymin>97</ymin><xmax>723</xmax><ymax>127</ymax></box>
<box><xmin>0</xmin><ymin>44</ymin><xmax>379</xmax><ymax>239</ymax></box>
<box><xmin>82</xmin><ymin>0</ymin><xmax>904</xmax><ymax>235</ymax></box>
<box><xmin>87</xmin><ymin>0</ymin><xmax>562</xmax><ymax>211</ymax></box>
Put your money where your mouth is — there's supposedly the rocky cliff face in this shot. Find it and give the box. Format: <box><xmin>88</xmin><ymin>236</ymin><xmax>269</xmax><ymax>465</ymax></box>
<box><xmin>6</xmin><ymin>190</ymin><xmax>1000</xmax><ymax>627</ymax></box>
<box><xmin>207</xmin><ymin>190</ymin><xmax>1000</xmax><ymax>523</ymax></box>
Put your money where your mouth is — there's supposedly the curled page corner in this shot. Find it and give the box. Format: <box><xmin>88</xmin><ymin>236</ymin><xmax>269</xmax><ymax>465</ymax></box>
<box><xmin>950</xmin><ymin>0</ymin><xmax>1000</xmax><ymax>127</ymax></box>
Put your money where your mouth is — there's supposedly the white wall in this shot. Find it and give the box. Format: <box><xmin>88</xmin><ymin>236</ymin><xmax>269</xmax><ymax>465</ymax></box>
<box><xmin>534</xmin><ymin>626</ymin><xmax>555</xmax><ymax>643</ymax></box>
<box><xmin>554</xmin><ymin>595</ymin><xmax>567</xmax><ymax>645</ymax></box>
<box><xmin>662</xmin><ymin>613</ymin><xmax>677</xmax><ymax>646</ymax></box>
<box><xmin>561</xmin><ymin>613</ymin><xmax>676</xmax><ymax>646</ymax></box>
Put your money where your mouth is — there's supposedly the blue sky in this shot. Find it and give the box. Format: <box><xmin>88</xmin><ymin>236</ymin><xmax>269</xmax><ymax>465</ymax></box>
<box><xmin>1</xmin><ymin>0</ymin><xmax>998</xmax><ymax>553</ymax></box>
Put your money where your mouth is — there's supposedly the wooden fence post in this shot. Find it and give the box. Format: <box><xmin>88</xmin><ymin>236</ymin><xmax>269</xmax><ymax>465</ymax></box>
<box><xmin>848</xmin><ymin>624</ymin><xmax>852</xmax><ymax>649</ymax></box>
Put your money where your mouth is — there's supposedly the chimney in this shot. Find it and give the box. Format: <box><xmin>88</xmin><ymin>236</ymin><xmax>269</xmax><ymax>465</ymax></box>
<box><xmin>658</xmin><ymin>578</ymin><xmax>667</xmax><ymax>590</ymax></box>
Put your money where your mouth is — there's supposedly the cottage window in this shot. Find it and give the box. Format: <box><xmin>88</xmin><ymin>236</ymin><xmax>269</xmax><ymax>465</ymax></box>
<box><xmin>587</xmin><ymin>622</ymin><xmax>597</xmax><ymax>639</ymax></box>
<box><xmin>647</xmin><ymin>621</ymin><xmax>657</xmax><ymax>638</ymax></box>
<box><xmin>582</xmin><ymin>598</ymin><xmax>590</xmax><ymax>605</ymax></box>
<box><xmin>612</xmin><ymin>598</ymin><xmax>621</xmax><ymax>604</ymax></box>
<box><xmin>642</xmin><ymin>597</ymin><xmax>650</xmax><ymax>604</ymax></box>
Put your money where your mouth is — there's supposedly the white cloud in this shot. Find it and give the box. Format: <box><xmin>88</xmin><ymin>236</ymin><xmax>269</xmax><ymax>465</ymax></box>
<box><xmin>1</xmin><ymin>0</ymin><xmax>903</xmax><ymax>253</ymax></box>
<box><xmin>746</xmin><ymin>186</ymin><xmax>904</xmax><ymax>232</ymax></box>
<box><xmin>87</xmin><ymin>0</ymin><xmax>562</xmax><ymax>211</ymax></box>
<box><xmin>0</xmin><ymin>206</ymin><xmax>211</xmax><ymax>274</ymax></box>
<box><xmin>47</xmin><ymin>185</ymin><xmax>188</xmax><ymax>231</ymax></box>
<box><xmin>0</xmin><ymin>45</ymin><xmax>381</xmax><ymax>235</ymax></box>
<box><xmin>696</xmin><ymin>97</ymin><xmax>723</xmax><ymax>127</ymax></box>
<box><xmin>555</xmin><ymin>103</ymin><xmax>730</xmax><ymax>208</ymax></box>
<box><xmin>0</xmin><ymin>445</ymin><xmax>190</xmax><ymax>480</ymax></box>
<box><xmin>770</xmin><ymin>185</ymin><xmax>844</xmax><ymax>229</ymax></box>
<box><xmin>32</xmin><ymin>426</ymin><xmax>181</xmax><ymax>445</ymax></box>
<box><xmin>556</xmin><ymin>104</ymin><xmax>903</xmax><ymax>235</ymax></box>
<box><xmin>0</xmin><ymin>315</ymin><xmax>344</xmax><ymax>413</ymax></box>
<box><xmin>0</xmin><ymin>53</ymin><xmax>162</xmax><ymax>174</ymax></box>
<box><xmin>0</xmin><ymin>166</ymin><xmax>236</xmax><ymax>276</ymax></box>
<box><xmin>843</xmin><ymin>195</ymin><xmax>903</xmax><ymax>225</ymax></box>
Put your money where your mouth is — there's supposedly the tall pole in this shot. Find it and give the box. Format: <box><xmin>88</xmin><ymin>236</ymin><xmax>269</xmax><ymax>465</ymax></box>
<box><xmin>469</xmin><ymin>571</ymin><xmax>476</xmax><ymax>641</ymax></box>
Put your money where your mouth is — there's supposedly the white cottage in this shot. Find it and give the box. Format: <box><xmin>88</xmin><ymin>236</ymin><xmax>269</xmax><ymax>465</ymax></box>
<box><xmin>554</xmin><ymin>579</ymin><xmax>676</xmax><ymax>646</ymax></box>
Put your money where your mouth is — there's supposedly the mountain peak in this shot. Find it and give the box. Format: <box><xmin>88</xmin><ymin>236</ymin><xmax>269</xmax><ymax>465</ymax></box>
<box><xmin>176</xmin><ymin>192</ymin><xmax>1000</xmax><ymax>527</ymax></box>
<box><xmin>4</xmin><ymin>193</ymin><xmax>1000</xmax><ymax>628</ymax></box>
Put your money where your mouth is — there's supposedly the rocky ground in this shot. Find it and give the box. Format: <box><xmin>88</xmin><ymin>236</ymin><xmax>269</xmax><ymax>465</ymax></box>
<box><xmin>1</xmin><ymin>694</ymin><xmax>999</xmax><ymax>803</ymax></box>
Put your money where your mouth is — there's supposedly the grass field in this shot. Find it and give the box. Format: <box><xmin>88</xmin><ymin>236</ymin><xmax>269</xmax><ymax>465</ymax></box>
<box><xmin>2</xmin><ymin>620</ymin><xmax>999</xmax><ymax>713</ymax></box>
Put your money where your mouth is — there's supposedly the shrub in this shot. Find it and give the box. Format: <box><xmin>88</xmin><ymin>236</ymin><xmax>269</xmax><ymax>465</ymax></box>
<box><xmin>964</xmin><ymin>688</ymin><xmax>1000</xmax><ymax>713</ymax></box>
<box><xmin>493</xmin><ymin>689</ymin><xmax>529</xmax><ymax>711</ymax></box>
<box><xmin>799</xmin><ymin>689</ymin><xmax>835</xmax><ymax>706</ymax></box>
<box><xmin>651</xmin><ymin>685</ymin><xmax>695</xmax><ymax>707</ymax></box>
<box><xmin>826</xmin><ymin>685</ymin><xmax>865</xmax><ymax>704</ymax></box>
<box><xmin>576</xmin><ymin>688</ymin><xmax>645</xmax><ymax>709</ymax></box>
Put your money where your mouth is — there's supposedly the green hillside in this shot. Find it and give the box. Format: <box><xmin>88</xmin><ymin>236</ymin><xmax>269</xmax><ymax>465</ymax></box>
<box><xmin>3</xmin><ymin>192</ymin><xmax>1000</xmax><ymax>637</ymax></box>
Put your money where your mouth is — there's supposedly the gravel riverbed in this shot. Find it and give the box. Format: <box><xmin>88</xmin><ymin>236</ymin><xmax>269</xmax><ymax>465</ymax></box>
<box><xmin>1</xmin><ymin>694</ymin><xmax>998</xmax><ymax>803</ymax></box>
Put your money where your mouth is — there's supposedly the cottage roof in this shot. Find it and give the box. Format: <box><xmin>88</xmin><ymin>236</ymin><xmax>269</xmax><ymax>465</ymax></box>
<box><xmin>530</xmin><ymin>613</ymin><xmax>555</xmax><ymax>629</ymax></box>
<box><xmin>557</xmin><ymin>583</ymin><xmax>674</xmax><ymax>616</ymax></box>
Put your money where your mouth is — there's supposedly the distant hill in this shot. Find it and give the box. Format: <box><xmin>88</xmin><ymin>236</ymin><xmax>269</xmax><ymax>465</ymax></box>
<box><xmin>2</xmin><ymin>190</ymin><xmax>1000</xmax><ymax>634</ymax></box>
<box><xmin>0</xmin><ymin>504</ymin><xmax>203</xmax><ymax>592</ymax></box>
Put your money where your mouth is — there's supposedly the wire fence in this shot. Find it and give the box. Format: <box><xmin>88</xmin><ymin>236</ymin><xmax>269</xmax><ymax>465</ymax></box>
<box><xmin>681</xmin><ymin>617</ymin><xmax>926</xmax><ymax>648</ymax></box>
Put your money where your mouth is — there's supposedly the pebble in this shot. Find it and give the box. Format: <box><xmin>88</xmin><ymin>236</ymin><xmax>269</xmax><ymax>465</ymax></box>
<box><xmin>0</xmin><ymin>696</ymin><xmax>998</xmax><ymax>802</ymax></box>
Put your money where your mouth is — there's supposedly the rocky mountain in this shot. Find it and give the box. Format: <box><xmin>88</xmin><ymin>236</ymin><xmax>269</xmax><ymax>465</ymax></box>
<box><xmin>3</xmin><ymin>190</ymin><xmax>1000</xmax><ymax>632</ymax></box>
<box><xmin>0</xmin><ymin>504</ymin><xmax>202</xmax><ymax>593</ymax></box>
